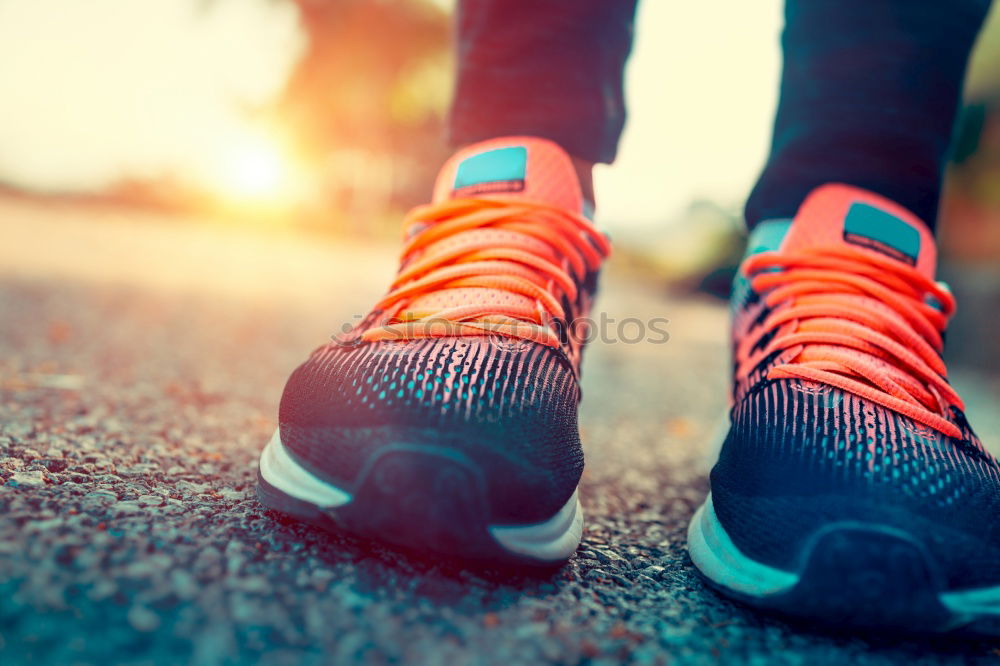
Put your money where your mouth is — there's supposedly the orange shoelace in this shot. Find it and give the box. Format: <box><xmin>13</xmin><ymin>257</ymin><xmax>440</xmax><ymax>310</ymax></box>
<box><xmin>361</xmin><ymin>198</ymin><xmax>610</xmax><ymax>348</ymax></box>
<box><xmin>737</xmin><ymin>245</ymin><xmax>964</xmax><ymax>439</ymax></box>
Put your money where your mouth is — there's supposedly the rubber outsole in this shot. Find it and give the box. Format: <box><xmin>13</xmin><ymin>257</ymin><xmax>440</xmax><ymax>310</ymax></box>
<box><xmin>687</xmin><ymin>493</ymin><xmax>1000</xmax><ymax>636</ymax></box>
<box><xmin>256</xmin><ymin>430</ymin><xmax>582</xmax><ymax>566</ymax></box>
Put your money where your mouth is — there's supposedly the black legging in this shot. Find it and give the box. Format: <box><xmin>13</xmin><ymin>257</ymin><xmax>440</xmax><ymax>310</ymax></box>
<box><xmin>448</xmin><ymin>0</ymin><xmax>993</xmax><ymax>230</ymax></box>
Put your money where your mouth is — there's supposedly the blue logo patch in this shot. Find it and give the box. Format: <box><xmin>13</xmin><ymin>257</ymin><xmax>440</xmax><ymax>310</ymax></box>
<box><xmin>453</xmin><ymin>146</ymin><xmax>527</xmax><ymax>195</ymax></box>
<box><xmin>843</xmin><ymin>203</ymin><xmax>921</xmax><ymax>265</ymax></box>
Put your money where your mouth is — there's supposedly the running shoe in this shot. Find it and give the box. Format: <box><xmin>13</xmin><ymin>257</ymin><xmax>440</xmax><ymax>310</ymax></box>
<box><xmin>257</xmin><ymin>137</ymin><xmax>608</xmax><ymax>565</ymax></box>
<box><xmin>688</xmin><ymin>184</ymin><xmax>1000</xmax><ymax>635</ymax></box>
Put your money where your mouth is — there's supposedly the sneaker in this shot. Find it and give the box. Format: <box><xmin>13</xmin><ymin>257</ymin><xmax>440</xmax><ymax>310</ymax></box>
<box><xmin>256</xmin><ymin>137</ymin><xmax>609</xmax><ymax>565</ymax></box>
<box><xmin>688</xmin><ymin>184</ymin><xmax>1000</xmax><ymax>634</ymax></box>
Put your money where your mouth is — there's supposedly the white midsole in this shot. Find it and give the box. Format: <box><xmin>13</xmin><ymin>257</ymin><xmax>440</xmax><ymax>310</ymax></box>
<box><xmin>687</xmin><ymin>492</ymin><xmax>1000</xmax><ymax>619</ymax></box>
<box><xmin>941</xmin><ymin>584</ymin><xmax>1000</xmax><ymax>616</ymax></box>
<box><xmin>490</xmin><ymin>488</ymin><xmax>583</xmax><ymax>561</ymax></box>
<box><xmin>259</xmin><ymin>430</ymin><xmax>351</xmax><ymax>507</ymax></box>
<box><xmin>258</xmin><ymin>429</ymin><xmax>583</xmax><ymax>562</ymax></box>
<box><xmin>687</xmin><ymin>494</ymin><xmax>798</xmax><ymax>597</ymax></box>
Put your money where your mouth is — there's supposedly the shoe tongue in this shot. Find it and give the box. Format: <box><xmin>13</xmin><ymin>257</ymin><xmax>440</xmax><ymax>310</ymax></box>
<box><xmin>780</xmin><ymin>184</ymin><xmax>938</xmax><ymax>279</ymax></box>
<box><xmin>432</xmin><ymin>136</ymin><xmax>584</xmax><ymax>214</ymax></box>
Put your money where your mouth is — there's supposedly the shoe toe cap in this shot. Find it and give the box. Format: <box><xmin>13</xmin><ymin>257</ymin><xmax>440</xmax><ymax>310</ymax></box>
<box><xmin>276</xmin><ymin>337</ymin><xmax>584</xmax><ymax>524</ymax></box>
<box><xmin>711</xmin><ymin>382</ymin><xmax>1000</xmax><ymax>589</ymax></box>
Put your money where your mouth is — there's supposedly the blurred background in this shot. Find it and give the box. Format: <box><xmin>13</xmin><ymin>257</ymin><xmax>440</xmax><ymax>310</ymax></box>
<box><xmin>1</xmin><ymin>0</ymin><xmax>999</xmax><ymax>369</ymax></box>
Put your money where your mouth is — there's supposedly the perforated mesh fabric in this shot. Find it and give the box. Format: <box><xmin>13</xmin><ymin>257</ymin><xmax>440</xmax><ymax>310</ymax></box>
<box><xmin>712</xmin><ymin>376</ymin><xmax>1000</xmax><ymax>589</ymax></box>
<box><xmin>279</xmin><ymin>336</ymin><xmax>584</xmax><ymax>524</ymax></box>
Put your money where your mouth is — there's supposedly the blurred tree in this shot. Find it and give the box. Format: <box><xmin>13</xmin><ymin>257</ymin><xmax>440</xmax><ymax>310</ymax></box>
<box><xmin>273</xmin><ymin>0</ymin><xmax>452</xmax><ymax>232</ymax></box>
<box><xmin>937</xmin><ymin>5</ymin><xmax>1000</xmax><ymax>370</ymax></box>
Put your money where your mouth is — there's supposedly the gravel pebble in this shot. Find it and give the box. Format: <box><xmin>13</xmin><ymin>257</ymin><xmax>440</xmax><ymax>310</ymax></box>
<box><xmin>7</xmin><ymin>469</ymin><xmax>47</xmax><ymax>488</ymax></box>
<box><xmin>138</xmin><ymin>494</ymin><xmax>164</xmax><ymax>507</ymax></box>
<box><xmin>128</xmin><ymin>605</ymin><xmax>161</xmax><ymax>632</ymax></box>
<box><xmin>84</xmin><ymin>489</ymin><xmax>118</xmax><ymax>503</ymax></box>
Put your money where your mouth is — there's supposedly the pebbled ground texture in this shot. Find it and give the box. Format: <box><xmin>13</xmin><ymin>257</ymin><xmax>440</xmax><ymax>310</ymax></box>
<box><xmin>1</xmin><ymin>197</ymin><xmax>999</xmax><ymax>665</ymax></box>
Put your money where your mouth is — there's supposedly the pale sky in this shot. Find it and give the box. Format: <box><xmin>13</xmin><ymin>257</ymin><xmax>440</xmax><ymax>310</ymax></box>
<box><xmin>0</xmin><ymin>0</ymin><xmax>782</xmax><ymax>226</ymax></box>
<box><xmin>598</xmin><ymin>1</ymin><xmax>783</xmax><ymax>225</ymax></box>
<box><xmin>0</xmin><ymin>0</ymin><xmax>303</xmax><ymax>191</ymax></box>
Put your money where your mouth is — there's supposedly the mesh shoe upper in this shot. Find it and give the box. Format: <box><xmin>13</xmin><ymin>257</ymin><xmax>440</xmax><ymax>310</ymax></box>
<box><xmin>279</xmin><ymin>337</ymin><xmax>584</xmax><ymax>524</ymax></box>
<box><xmin>278</xmin><ymin>137</ymin><xmax>606</xmax><ymax>525</ymax></box>
<box><xmin>713</xmin><ymin>185</ymin><xmax>1000</xmax><ymax>589</ymax></box>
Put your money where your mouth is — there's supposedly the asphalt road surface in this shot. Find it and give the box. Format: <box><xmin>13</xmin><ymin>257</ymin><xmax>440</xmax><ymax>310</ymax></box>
<box><xmin>1</xmin><ymin>197</ymin><xmax>999</xmax><ymax>665</ymax></box>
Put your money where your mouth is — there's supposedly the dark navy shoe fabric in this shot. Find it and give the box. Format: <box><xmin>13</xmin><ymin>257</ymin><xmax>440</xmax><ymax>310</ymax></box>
<box><xmin>279</xmin><ymin>336</ymin><xmax>584</xmax><ymax>525</ymax></box>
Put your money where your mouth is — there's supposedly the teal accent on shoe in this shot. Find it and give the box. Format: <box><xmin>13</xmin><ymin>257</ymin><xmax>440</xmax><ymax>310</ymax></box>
<box><xmin>843</xmin><ymin>202</ymin><xmax>921</xmax><ymax>265</ymax></box>
<box><xmin>454</xmin><ymin>146</ymin><xmax>527</xmax><ymax>189</ymax></box>
<box><xmin>745</xmin><ymin>218</ymin><xmax>793</xmax><ymax>257</ymax></box>
<box><xmin>731</xmin><ymin>218</ymin><xmax>792</xmax><ymax>310</ymax></box>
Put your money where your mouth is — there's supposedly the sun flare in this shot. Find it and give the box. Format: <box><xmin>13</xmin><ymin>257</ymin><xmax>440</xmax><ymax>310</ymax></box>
<box><xmin>211</xmin><ymin>130</ymin><xmax>296</xmax><ymax>204</ymax></box>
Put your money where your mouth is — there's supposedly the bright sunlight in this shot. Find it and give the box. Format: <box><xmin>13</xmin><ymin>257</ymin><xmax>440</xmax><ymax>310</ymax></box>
<box><xmin>212</xmin><ymin>130</ymin><xmax>294</xmax><ymax>203</ymax></box>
